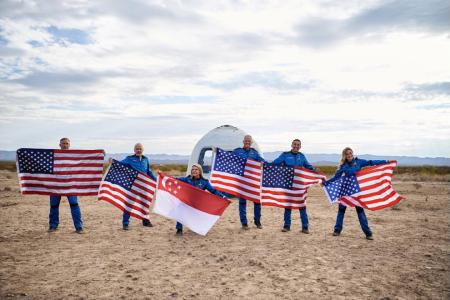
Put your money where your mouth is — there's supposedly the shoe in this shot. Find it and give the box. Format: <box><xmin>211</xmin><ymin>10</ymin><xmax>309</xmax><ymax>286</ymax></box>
<box><xmin>47</xmin><ymin>227</ymin><xmax>57</xmax><ymax>232</ymax></box>
<box><xmin>241</xmin><ymin>224</ymin><xmax>249</xmax><ymax>230</ymax></box>
<box><xmin>301</xmin><ymin>228</ymin><xmax>310</xmax><ymax>234</ymax></box>
<box><xmin>142</xmin><ymin>220</ymin><xmax>153</xmax><ymax>227</ymax></box>
<box><xmin>123</xmin><ymin>225</ymin><xmax>129</xmax><ymax>231</ymax></box>
<box><xmin>176</xmin><ymin>229</ymin><xmax>183</xmax><ymax>235</ymax></box>
<box><xmin>255</xmin><ymin>221</ymin><xmax>262</xmax><ymax>229</ymax></box>
<box><xmin>333</xmin><ymin>231</ymin><xmax>340</xmax><ymax>236</ymax></box>
<box><xmin>75</xmin><ymin>229</ymin><xmax>84</xmax><ymax>234</ymax></box>
<box><xmin>281</xmin><ymin>226</ymin><xmax>290</xmax><ymax>232</ymax></box>
<box><xmin>366</xmin><ymin>235</ymin><xmax>374</xmax><ymax>240</ymax></box>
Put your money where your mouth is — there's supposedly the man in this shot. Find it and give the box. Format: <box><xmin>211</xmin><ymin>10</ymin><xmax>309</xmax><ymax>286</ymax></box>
<box><xmin>119</xmin><ymin>143</ymin><xmax>157</xmax><ymax>230</ymax></box>
<box><xmin>48</xmin><ymin>137</ymin><xmax>83</xmax><ymax>233</ymax></box>
<box><xmin>233</xmin><ymin>135</ymin><xmax>265</xmax><ymax>230</ymax></box>
<box><xmin>273</xmin><ymin>139</ymin><xmax>316</xmax><ymax>234</ymax></box>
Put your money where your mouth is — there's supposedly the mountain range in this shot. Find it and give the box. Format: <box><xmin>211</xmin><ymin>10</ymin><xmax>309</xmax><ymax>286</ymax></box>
<box><xmin>2</xmin><ymin>150</ymin><xmax>449</xmax><ymax>166</ymax></box>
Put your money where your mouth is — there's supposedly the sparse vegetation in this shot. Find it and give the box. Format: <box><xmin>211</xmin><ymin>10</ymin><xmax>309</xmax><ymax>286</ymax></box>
<box><xmin>2</xmin><ymin>160</ymin><xmax>449</xmax><ymax>181</ymax></box>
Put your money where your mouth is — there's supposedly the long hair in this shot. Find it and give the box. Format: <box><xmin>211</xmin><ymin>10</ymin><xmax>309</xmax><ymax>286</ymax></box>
<box><xmin>339</xmin><ymin>147</ymin><xmax>353</xmax><ymax>167</ymax></box>
<box><xmin>191</xmin><ymin>163</ymin><xmax>204</xmax><ymax>179</ymax></box>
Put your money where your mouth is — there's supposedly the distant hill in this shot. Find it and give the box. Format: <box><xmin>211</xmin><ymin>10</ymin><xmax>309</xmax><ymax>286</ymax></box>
<box><xmin>2</xmin><ymin>150</ymin><xmax>449</xmax><ymax>166</ymax></box>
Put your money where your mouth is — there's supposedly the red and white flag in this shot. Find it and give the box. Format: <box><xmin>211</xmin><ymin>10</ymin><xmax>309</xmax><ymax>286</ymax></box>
<box><xmin>261</xmin><ymin>163</ymin><xmax>326</xmax><ymax>209</ymax></box>
<box><xmin>17</xmin><ymin>148</ymin><xmax>104</xmax><ymax>196</ymax></box>
<box><xmin>324</xmin><ymin>161</ymin><xmax>403</xmax><ymax>210</ymax></box>
<box><xmin>98</xmin><ymin>160</ymin><xmax>156</xmax><ymax>220</ymax></box>
<box><xmin>210</xmin><ymin>148</ymin><xmax>262</xmax><ymax>203</ymax></box>
<box><xmin>153</xmin><ymin>173</ymin><xmax>231</xmax><ymax>235</ymax></box>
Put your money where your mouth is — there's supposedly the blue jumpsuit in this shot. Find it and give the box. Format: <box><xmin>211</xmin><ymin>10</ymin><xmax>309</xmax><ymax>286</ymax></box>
<box><xmin>175</xmin><ymin>176</ymin><xmax>226</xmax><ymax>231</ymax></box>
<box><xmin>121</xmin><ymin>155</ymin><xmax>157</xmax><ymax>226</ymax></box>
<box><xmin>273</xmin><ymin>151</ymin><xmax>315</xmax><ymax>230</ymax></box>
<box><xmin>232</xmin><ymin>147</ymin><xmax>265</xmax><ymax>226</ymax></box>
<box><xmin>49</xmin><ymin>195</ymin><xmax>83</xmax><ymax>231</ymax></box>
<box><xmin>327</xmin><ymin>157</ymin><xmax>387</xmax><ymax>236</ymax></box>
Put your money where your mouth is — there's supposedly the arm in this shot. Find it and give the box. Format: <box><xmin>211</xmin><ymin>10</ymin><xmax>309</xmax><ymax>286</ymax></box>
<box><xmin>326</xmin><ymin>165</ymin><xmax>344</xmax><ymax>183</ymax></box>
<box><xmin>368</xmin><ymin>159</ymin><xmax>388</xmax><ymax>166</ymax></box>
<box><xmin>272</xmin><ymin>153</ymin><xmax>285</xmax><ymax>165</ymax></box>
<box><xmin>358</xmin><ymin>158</ymin><xmax>387</xmax><ymax>168</ymax></box>
<box><xmin>147</xmin><ymin>168</ymin><xmax>157</xmax><ymax>181</ymax></box>
<box><xmin>302</xmin><ymin>155</ymin><xmax>315</xmax><ymax>171</ymax></box>
<box><xmin>205</xmin><ymin>180</ymin><xmax>226</xmax><ymax>198</ymax></box>
<box><xmin>255</xmin><ymin>151</ymin><xmax>266</xmax><ymax>163</ymax></box>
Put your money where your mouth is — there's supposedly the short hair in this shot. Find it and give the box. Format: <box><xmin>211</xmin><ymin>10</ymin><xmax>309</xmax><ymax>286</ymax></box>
<box><xmin>60</xmin><ymin>137</ymin><xmax>70</xmax><ymax>143</ymax></box>
<box><xmin>134</xmin><ymin>143</ymin><xmax>143</xmax><ymax>149</ymax></box>
<box><xmin>292</xmin><ymin>139</ymin><xmax>301</xmax><ymax>143</ymax></box>
<box><xmin>243</xmin><ymin>135</ymin><xmax>252</xmax><ymax>140</ymax></box>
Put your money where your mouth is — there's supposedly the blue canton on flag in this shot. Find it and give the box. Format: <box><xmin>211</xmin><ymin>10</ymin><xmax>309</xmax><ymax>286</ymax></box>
<box><xmin>17</xmin><ymin>149</ymin><xmax>54</xmax><ymax>174</ymax></box>
<box><xmin>262</xmin><ymin>164</ymin><xmax>294</xmax><ymax>189</ymax></box>
<box><xmin>104</xmin><ymin>160</ymin><xmax>139</xmax><ymax>191</ymax></box>
<box><xmin>213</xmin><ymin>149</ymin><xmax>246</xmax><ymax>176</ymax></box>
<box><xmin>324</xmin><ymin>175</ymin><xmax>361</xmax><ymax>203</ymax></box>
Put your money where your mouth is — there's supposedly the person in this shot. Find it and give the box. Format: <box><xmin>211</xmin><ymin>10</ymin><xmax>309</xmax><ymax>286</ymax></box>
<box><xmin>175</xmin><ymin>164</ymin><xmax>227</xmax><ymax>235</ymax></box>
<box><xmin>325</xmin><ymin>147</ymin><xmax>388</xmax><ymax>240</ymax></box>
<box><xmin>273</xmin><ymin>139</ymin><xmax>316</xmax><ymax>234</ymax></box>
<box><xmin>110</xmin><ymin>143</ymin><xmax>157</xmax><ymax>230</ymax></box>
<box><xmin>48</xmin><ymin>137</ymin><xmax>84</xmax><ymax>234</ymax></box>
<box><xmin>233</xmin><ymin>135</ymin><xmax>265</xmax><ymax>230</ymax></box>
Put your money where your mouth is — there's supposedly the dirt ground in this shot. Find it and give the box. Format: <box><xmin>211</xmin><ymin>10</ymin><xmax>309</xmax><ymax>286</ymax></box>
<box><xmin>0</xmin><ymin>170</ymin><xmax>449</xmax><ymax>299</ymax></box>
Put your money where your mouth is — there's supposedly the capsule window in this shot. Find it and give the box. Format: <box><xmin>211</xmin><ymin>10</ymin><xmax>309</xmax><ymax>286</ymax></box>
<box><xmin>198</xmin><ymin>147</ymin><xmax>213</xmax><ymax>174</ymax></box>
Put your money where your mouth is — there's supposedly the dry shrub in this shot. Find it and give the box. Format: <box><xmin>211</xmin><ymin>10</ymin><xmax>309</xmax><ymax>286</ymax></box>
<box><xmin>413</xmin><ymin>183</ymin><xmax>422</xmax><ymax>190</ymax></box>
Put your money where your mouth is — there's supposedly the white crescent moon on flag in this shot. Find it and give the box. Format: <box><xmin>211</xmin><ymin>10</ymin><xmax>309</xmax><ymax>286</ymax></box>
<box><xmin>162</xmin><ymin>176</ymin><xmax>169</xmax><ymax>189</ymax></box>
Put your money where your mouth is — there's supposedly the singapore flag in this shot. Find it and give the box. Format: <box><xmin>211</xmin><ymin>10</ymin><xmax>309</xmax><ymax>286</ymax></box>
<box><xmin>153</xmin><ymin>173</ymin><xmax>231</xmax><ymax>235</ymax></box>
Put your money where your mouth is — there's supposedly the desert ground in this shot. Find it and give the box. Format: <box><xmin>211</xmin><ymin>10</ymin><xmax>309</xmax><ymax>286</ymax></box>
<box><xmin>0</xmin><ymin>169</ymin><xmax>449</xmax><ymax>299</ymax></box>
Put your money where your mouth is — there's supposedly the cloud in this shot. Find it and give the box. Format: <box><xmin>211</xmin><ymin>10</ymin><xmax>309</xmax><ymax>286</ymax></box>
<box><xmin>295</xmin><ymin>0</ymin><xmax>450</xmax><ymax>47</ymax></box>
<box><xmin>403</xmin><ymin>81</ymin><xmax>450</xmax><ymax>96</ymax></box>
<box><xmin>47</xmin><ymin>26</ymin><xmax>92</xmax><ymax>45</ymax></box>
<box><xmin>201</xmin><ymin>71</ymin><xmax>315</xmax><ymax>91</ymax></box>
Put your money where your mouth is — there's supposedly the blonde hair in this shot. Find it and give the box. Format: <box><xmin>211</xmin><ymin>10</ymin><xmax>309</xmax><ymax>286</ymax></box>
<box><xmin>191</xmin><ymin>163</ymin><xmax>204</xmax><ymax>179</ymax></box>
<box><xmin>339</xmin><ymin>147</ymin><xmax>353</xmax><ymax>167</ymax></box>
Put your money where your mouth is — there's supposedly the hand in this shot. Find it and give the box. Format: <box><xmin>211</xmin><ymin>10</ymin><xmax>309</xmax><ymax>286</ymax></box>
<box><xmin>108</xmin><ymin>157</ymin><xmax>113</xmax><ymax>164</ymax></box>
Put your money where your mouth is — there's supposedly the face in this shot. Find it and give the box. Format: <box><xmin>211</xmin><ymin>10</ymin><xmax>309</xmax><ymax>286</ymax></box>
<box><xmin>243</xmin><ymin>136</ymin><xmax>252</xmax><ymax>150</ymax></box>
<box><xmin>191</xmin><ymin>166</ymin><xmax>201</xmax><ymax>178</ymax></box>
<box><xmin>134</xmin><ymin>144</ymin><xmax>144</xmax><ymax>156</ymax></box>
<box><xmin>59</xmin><ymin>139</ymin><xmax>70</xmax><ymax>150</ymax></box>
<box><xmin>291</xmin><ymin>140</ymin><xmax>301</xmax><ymax>153</ymax></box>
<box><xmin>345</xmin><ymin>149</ymin><xmax>354</xmax><ymax>162</ymax></box>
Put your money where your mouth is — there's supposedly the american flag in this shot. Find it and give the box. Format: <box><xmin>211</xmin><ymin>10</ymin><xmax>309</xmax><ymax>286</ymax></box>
<box><xmin>98</xmin><ymin>160</ymin><xmax>156</xmax><ymax>220</ymax></box>
<box><xmin>210</xmin><ymin>148</ymin><xmax>262</xmax><ymax>203</ymax></box>
<box><xmin>16</xmin><ymin>148</ymin><xmax>104</xmax><ymax>196</ymax></box>
<box><xmin>323</xmin><ymin>161</ymin><xmax>403</xmax><ymax>210</ymax></box>
<box><xmin>261</xmin><ymin>163</ymin><xmax>326</xmax><ymax>209</ymax></box>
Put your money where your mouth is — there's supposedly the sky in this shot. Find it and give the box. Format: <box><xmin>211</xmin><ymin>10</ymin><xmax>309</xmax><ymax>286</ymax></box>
<box><xmin>0</xmin><ymin>0</ymin><xmax>449</xmax><ymax>157</ymax></box>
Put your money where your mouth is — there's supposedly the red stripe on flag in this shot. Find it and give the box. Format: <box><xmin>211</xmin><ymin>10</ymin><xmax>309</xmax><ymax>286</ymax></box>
<box><xmin>210</xmin><ymin>173</ymin><xmax>261</xmax><ymax>189</ymax></box>
<box><xmin>19</xmin><ymin>176</ymin><xmax>101</xmax><ymax>182</ymax></box>
<box><xmin>21</xmin><ymin>183</ymin><xmax>99</xmax><ymax>190</ymax></box>
<box><xmin>22</xmin><ymin>191</ymin><xmax>98</xmax><ymax>196</ymax></box>
<box><xmin>53</xmin><ymin>163</ymin><xmax>104</xmax><ymax>168</ymax></box>
<box><xmin>100</xmin><ymin>183</ymin><xmax>151</xmax><ymax>207</ymax></box>
<box><xmin>98</xmin><ymin>196</ymin><xmax>148</xmax><ymax>220</ymax></box>
<box><xmin>53</xmin><ymin>156</ymin><xmax>104</xmax><ymax>161</ymax></box>
<box><xmin>54</xmin><ymin>170</ymin><xmax>103</xmax><ymax>175</ymax></box>
<box><xmin>54</xmin><ymin>150</ymin><xmax>104</xmax><ymax>154</ymax></box>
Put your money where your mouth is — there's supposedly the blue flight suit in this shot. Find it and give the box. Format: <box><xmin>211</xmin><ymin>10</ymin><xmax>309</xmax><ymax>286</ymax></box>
<box><xmin>327</xmin><ymin>157</ymin><xmax>387</xmax><ymax>236</ymax></box>
<box><xmin>273</xmin><ymin>151</ymin><xmax>315</xmax><ymax>230</ymax></box>
<box><xmin>175</xmin><ymin>176</ymin><xmax>226</xmax><ymax>231</ymax></box>
<box><xmin>232</xmin><ymin>147</ymin><xmax>265</xmax><ymax>226</ymax></box>
<box><xmin>121</xmin><ymin>155</ymin><xmax>157</xmax><ymax>226</ymax></box>
<box><xmin>49</xmin><ymin>195</ymin><xmax>83</xmax><ymax>231</ymax></box>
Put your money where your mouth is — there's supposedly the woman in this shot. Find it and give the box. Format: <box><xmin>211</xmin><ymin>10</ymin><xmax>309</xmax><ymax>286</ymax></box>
<box><xmin>325</xmin><ymin>147</ymin><xmax>388</xmax><ymax>240</ymax></box>
<box><xmin>175</xmin><ymin>164</ymin><xmax>227</xmax><ymax>235</ymax></box>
